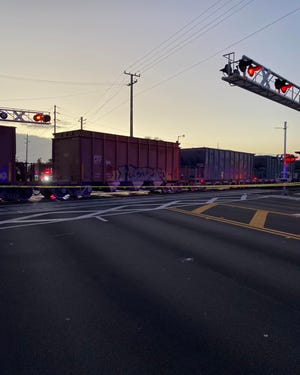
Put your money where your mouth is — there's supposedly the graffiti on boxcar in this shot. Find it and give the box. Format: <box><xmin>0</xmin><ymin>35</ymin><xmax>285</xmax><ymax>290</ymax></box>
<box><xmin>117</xmin><ymin>165</ymin><xmax>166</xmax><ymax>183</ymax></box>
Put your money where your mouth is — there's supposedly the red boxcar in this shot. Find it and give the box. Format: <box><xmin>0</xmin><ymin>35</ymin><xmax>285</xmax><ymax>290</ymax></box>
<box><xmin>0</xmin><ymin>125</ymin><xmax>16</xmax><ymax>184</ymax></box>
<box><xmin>53</xmin><ymin>130</ymin><xmax>180</xmax><ymax>187</ymax></box>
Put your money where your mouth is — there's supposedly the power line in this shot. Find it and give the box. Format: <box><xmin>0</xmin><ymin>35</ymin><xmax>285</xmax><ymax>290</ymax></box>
<box><xmin>88</xmin><ymin>0</ymin><xmax>244</xmax><ymax>120</ymax></box>
<box><xmin>79</xmin><ymin>1</ymin><xmax>229</xmax><ymax>121</ymax></box>
<box><xmin>125</xmin><ymin>0</ymin><xmax>226</xmax><ymax>71</ymax></box>
<box><xmin>0</xmin><ymin>74</ymin><xmax>122</xmax><ymax>86</ymax></box>
<box><xmin>0</xmin><ymin>88</ymin><xmax>105</xmax><ymax>102</ymax></box>
<box><xmin>139</xmin><ymin>0</ymin><xmax>255</xmax><ymax>74</ymax></box>
<box><xmin>93</xmin><ymin>6</ymin><xmax>300</xmax><ymax>123</ymax></box>
<box><xmin>83</xmin><ymin>75</ymin><xmax>127</xmax><ymax>119</ymax></box>
<box><xmin>136</xmin><ymin>6</ymin><xmax>300</xmax><ymax>97</ymax></box>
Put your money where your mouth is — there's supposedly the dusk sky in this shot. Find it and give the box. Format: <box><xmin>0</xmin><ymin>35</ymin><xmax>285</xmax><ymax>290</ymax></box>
<box><xmin>1</xmin><ymin>0</ymin><xmax>299</xmax><ymax>162</ymax></box>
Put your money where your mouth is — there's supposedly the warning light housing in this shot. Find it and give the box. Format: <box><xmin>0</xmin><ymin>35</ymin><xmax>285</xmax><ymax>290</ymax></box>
<box><xmin>275</xmin><ymin>79</ymin><xmax>293</xmax><ymax>93</ymax></box>
<box><xmin>33</xmin><ymin>113</ymin><xmax>51</xmax><ymax>123</ymax></box>
<box><xmin>0</xmin><ymin>111</ymin><xmax>8</xmax><ymax>120</ymax></box>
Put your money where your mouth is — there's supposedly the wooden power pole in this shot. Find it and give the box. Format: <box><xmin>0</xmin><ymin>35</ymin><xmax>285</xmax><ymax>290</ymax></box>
<box><xmin>124</xmin><ymin>71</ymin><xmax>140</xmax><ymax>137</ymax></box>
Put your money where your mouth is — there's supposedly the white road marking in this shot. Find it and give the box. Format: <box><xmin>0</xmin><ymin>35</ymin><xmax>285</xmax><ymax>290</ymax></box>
<box><xmin>241</xmin><ymin>194</ymin><xmax>247</xmax><ymax>200</ymax></box>
<box><xmin>0</xmin><ymin>201</ymin><xmax>180</xmax><ymax>230</ymax></box>
<box><xmin>95</xmin><ymin>216</ymin><xmax>108</xmax><ymax>222</ymax></box>
<box><xmin>206</xmin><ymin>197</ymin><xmax>218</xmax><ymax>203</ymax></box>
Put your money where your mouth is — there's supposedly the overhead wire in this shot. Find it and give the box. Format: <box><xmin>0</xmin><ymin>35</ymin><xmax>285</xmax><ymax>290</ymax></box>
<box><xmin>94</xmin><ymin>6</ymin><xmax>300</xmax><ymax>122</ymax></box>
<box><xmin>83</xmin><ymin>1</ymin><xmax>238</xmax><ymax>122</ymax></box>
<box><xmin>0</xmin><ymin>88</ymin><xmax>106</xmax><ymax>102</ymax></box>
<box><xmin>138</xmin><ymin>0</ymin><xmax>255</xmax><ymax>74</ymax></box>
<box><xmin>125</xmin><ymin>0</ymin><xmax>226</xmax><ymax>71</ymax></box>
<box><xmin>0</xmin><ymin>74</ymin><xmax>121</xmax><ymax>86</ymax></box>
<box><xmin>83</xmin><ymin>74</ymin><xmax>127</xmax><ymax>119</ymax></box>
<box><xmin>131</xmin><ymin>0</ymin><xmax>245</xmax><ymax>73</ymax></box>
<box><xmin>135</xmin><ymin>6</ymin><xmax>300</xmax><ymax>97</ymax></box>
<box><xmin>6</xmin><ymin>1</ymin><xmax>243</xmax><ymax>124</ymax></box>
<box><xmin>90</xmin><ymin>0</ymin><xmax>248</xmax><ymax>124</ymax></box>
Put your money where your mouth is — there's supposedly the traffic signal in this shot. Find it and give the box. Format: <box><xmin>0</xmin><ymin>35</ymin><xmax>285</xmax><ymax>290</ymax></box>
<box><xmin>33</xmin><ymin>113</ymin><xmax>51</xmax><ymax>123</ymax></box>
<box><xmin>274</xmin><ymin>79</ymin><xmax>293</xmax><ymax>93</ymax></box>
<box><xmin>247</xmin><ymin>64</ymin><xmax>261</xmax><ymax>77</ymax></box>
<box><xmin>0</xmin><ymin>111</ymin><xmax>8</xmax><ymax>120</ymax></box>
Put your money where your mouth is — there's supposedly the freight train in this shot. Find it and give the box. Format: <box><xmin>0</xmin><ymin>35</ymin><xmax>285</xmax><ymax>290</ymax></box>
<box><xmin>0</xmin><ymin>124</ymin><xmax>261</xmax><ymax>202</ymax></box>
<box><xmin>0</xmin><ymin>125</ymin><xmax>181</xmax><ymax>201</ymax></box>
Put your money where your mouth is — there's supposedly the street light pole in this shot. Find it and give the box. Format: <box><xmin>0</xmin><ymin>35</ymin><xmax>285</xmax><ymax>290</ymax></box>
<box><xmin>283</xmin><ymin>121</ymin><xmax>287</xmax><ymax>180</ymax></box>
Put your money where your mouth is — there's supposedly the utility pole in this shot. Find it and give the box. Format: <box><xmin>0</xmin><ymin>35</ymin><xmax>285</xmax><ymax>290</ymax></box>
<box><xmin>25</xmin><ymin>134</ymin><xmax>29</xmax><ymax>165</ymax></box>
<box><xmin>79</xmin><ymin>116</ymin><xmax>86</xmax><ymax>130</ymax></box>
<box><xmin>53</xmin><ymin>105</ymin><xmax>57</xmax><ymax>134</ymax></box>
<box><xmin>276</xmin><ymin>121</ymin><xmax>288</xmax><ymax>195</ymax></box>
<box><xmin>283</xmin><ymin>121</ymin><xmax>287</xmax><ymax>181</ymax></box>
<box><xmin>124</xmin><ymin>71</ymin><xmax>140</xmax><ymax>137</ymax></box>
<box><xmin>25</xmin><ymin>134</ymin><xmax>29</xmax><ymax>180</ymax></box>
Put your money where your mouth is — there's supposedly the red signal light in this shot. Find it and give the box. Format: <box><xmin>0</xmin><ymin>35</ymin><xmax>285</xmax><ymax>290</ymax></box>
<box><xmin>33</xmin><ymin>113</ymin><xmax>51</xmax><ymax>123</ymax></box>
<box><xmin>33</xmin><ymin>113</ymin><xmax>43</xmax><ymax>122</ymax></box>
<box><xmin>285</xmin><ymin>154</ymin><xmax>298</xmax><ymax>164</ymax></box>
<box><xmin>247</xmin><ymin>64</ymin><xmax>261</xmax><ymax>77</ymax></box>
<box><xmin>281</xmin><ymin>83</ymin><xmax>292</xmax><ymax>93</ymax></box>
<box><xmin>275</xmin><ymin>79</ymin><xmax>293</xmax><ymax>93</ymax></box>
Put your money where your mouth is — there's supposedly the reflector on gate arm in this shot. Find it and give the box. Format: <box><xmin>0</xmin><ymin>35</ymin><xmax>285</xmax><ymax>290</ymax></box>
<box><xmin>220</xmin><ymin>52</ymin><xmax>300</xmax><ymax>112</ymax></box>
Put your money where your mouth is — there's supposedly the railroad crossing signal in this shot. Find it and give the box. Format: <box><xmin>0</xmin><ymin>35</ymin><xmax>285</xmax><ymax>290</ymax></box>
<box><xmin>220</xmin><ymin>52</ymin><xmax>300</xmax><ymax>112</ymax></box>
<box><xmin>0</xmin><ymin>108</ymin><xmax>52</xmax><ymax>124</ymax></box>
<box><xmin>284</xmin><ymin>154</ymin><xmax>298</xmax><ymax>164</ymax></box>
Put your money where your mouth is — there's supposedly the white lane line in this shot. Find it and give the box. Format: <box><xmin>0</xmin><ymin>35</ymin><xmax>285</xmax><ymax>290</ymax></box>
<box><xmin>241</xmin><ymin>194</ymin><xmax>247</xmax><ymax>200</ymax></box>
<box><xmin>0</xmin><ymin>202</ymin><xmax>180</xmax><ymax>230</ymax></box>
<box><xmin>0</xmin><ymin>205</ymin><xmax>127</xmax><ymax>228</ymax></box>
<box><xmin>95</xmin><ymin>216</ymin><xmax>108</xmax><ymax>222</ymax></box>
<box><xmin>155</xmin><ymin>201</ymin><xmax>180</xmax><ymax>210</ymax></box>
<box><xmin>206</xmin><ymin>197</ymin><xmax>218</xmax><ymax>204</ymax></box>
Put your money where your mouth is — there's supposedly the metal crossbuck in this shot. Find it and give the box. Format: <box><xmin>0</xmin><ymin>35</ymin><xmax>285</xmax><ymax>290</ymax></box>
<box><xmin>220</xmin><ymin>52</ymin><xmax>300</xmax><ymax>112</ymax></box>
<box><xmin>0</xmin><ymin>107</ymin><xmax>51</xmax><ymax>124</ymax></box>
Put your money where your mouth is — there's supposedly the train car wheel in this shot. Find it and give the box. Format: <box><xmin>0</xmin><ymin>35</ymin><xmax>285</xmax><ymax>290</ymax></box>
<box><xmin>53</xmin><ymin>188</ymin><xmax>68</xmax><ymax>199</ymax></box>
<box><xmin>67</xmin><ymin>188</ymin><xmax>80</xmax><ymax>199</ymax></box>
<box><xmin>32</xmin><ymin>188</ymin><xmax>41</xmax><ymax>196</ymax></box>
<box><xmin>18</xmin><ymin>188</ymin><xmax>33</xmax><ymax>202</ymax></box>
<box><xmin>80</xmin><ymin>186</ymin><xmax>92</xmax><ymax>198</ymax></box>
<box><xmin>40</xmin><ymin>188</ymin><xmax>53</xmax><ymax>199</ymax></box>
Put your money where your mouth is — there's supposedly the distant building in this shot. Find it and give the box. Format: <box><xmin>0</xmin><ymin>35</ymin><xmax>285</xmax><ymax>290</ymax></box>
<box><xmin>180</xmin><ymin>147</ymin><xmax>254</xmax><ymax>183</ymax></box>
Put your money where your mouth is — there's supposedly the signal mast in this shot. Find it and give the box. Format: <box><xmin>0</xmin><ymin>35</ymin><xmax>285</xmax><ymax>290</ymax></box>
<box><xmin>0</xmin><ymin>107</ymin><xmax>51</xmax><ymax>124</ymax></box>
<box><xmin>220</xmin><ymin>52</ymin><xmax>300</xmax><ymax>112</ymax></box>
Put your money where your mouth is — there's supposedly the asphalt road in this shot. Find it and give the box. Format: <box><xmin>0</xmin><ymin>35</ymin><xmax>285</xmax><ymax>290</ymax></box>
<box><xmin>0</xmin><ymin>190</ymin><xmax>299</xmax><ymax>374</ymax></box>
